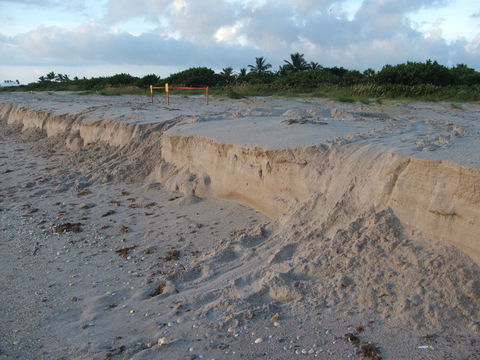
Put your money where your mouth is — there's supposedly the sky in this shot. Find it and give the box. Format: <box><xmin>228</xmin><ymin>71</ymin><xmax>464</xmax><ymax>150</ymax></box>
<box><xmin>0</xmin><ymin>0</ymin><xmax>479</xmax><ymax>83</ymax></box>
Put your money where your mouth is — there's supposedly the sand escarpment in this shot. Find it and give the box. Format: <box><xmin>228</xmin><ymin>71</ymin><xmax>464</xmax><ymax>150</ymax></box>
<box><xmin>1</xmin><ymin>99</ymin><xmax>480</xmax><ymax>334</ymax></box>
<box><xmin>0</xmin><ymin>103</ymin><xmax>171</xmax><ymax>150</ymax></box>
<box><xmin>1</xmin><ymin>101</ymin><xmax>479</xmax><ymax>267</ymax></box>
<box><xmin>159</xmin><ymin>133</ymin><xmax>480</xmax><ymax>266</ymax></box>
<box><xmin>0</xmin><ymin>102</ymin><xmax>177</xmax><ymax>184</ymax></box>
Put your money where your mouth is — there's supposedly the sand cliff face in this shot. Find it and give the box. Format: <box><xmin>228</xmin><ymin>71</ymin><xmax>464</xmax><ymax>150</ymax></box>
<box><xmin>159</xmin><ymin>134</ymin><xmax>480</xmax><ymax>265</ymax></box>
<box><xmin>1</xmin><ymin>101</ymin><xmax>479</xmax><ymax>267</ymax></box>
<box><xmin>156</xmin><ymin>135</ymin><xmax>314</xmax><ymax>217</ymax></box>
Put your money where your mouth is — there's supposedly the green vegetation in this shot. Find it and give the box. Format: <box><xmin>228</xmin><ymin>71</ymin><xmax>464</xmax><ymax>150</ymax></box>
<box><xmin>2</xmin><ymin>56</ymin><xmax>480</xmax><ymax>102</ymax></box>
<box><xmin>164</xmin><ymin>67</ymin><xmax>219</xmax><ymax>87</ymax></box>
<box><xmin>224</xmin><ymin>88</ymin><xmax>244</xmax><ymax>99</ymax></box>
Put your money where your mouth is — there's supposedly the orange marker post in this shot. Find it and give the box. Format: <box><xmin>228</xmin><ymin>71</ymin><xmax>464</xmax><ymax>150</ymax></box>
<box><xmin>165</xmin><ymin>83</ymin><xmax>170</xmax><ymax>105</ymax></box>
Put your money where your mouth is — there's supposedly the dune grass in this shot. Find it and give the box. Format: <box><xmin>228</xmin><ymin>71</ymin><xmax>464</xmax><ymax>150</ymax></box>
<box><xmin>450</xmin><ymin>103</ymin><xmax>464</xmax><ymax>110</ymax></box>
<box><xmin>213</xmin><ymin>83</ymin><xmax>480</xmax><ymax>103</ymax></box>
<box><xmin>2</xmin><ymin>82</ymin><xmax>479</xmax><ymax>103</ymax></box>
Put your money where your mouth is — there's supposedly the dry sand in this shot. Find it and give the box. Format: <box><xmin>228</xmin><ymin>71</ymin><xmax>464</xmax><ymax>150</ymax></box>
<box><xmin>0</xmin><ymin>92</ymin><xmax>479</xmax><ymax>359</ymax></box>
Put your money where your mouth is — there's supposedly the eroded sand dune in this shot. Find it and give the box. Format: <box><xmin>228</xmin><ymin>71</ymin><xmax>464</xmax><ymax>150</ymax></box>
<box><xmin>1</xmin><ymin>92</ymin><xmax>479</xmax><ymax>359</ymax></box>
<box><xmin>1</xmin><ymin>94</ymin><xmax>479</xmax><ymax>264</ymax></box>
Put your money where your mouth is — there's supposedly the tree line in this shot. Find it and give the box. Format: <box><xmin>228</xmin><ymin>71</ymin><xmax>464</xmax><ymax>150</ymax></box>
<box><xmin>4</xmin><ymin>54</ymin><xmax>480</xmax><ymax>99</ymax></box>
<box><xmin>164</xmin><ymin>55</ymin><xmax>479</xmax><ymax>88</ymax></box>
<box><xmin>2</xmin><ymin>79</ymin><xmax>20</xmax><ymax>85</ymax></box>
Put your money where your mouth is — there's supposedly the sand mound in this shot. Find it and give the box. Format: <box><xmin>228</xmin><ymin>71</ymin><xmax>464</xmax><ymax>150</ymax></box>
<box><xmin>160</xmin><ymin>205</ymin><xmax>479</xmax><ymax>331</ymax></box>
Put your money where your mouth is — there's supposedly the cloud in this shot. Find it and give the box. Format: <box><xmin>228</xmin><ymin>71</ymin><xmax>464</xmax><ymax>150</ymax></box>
<box><xmin>1</xmin><ymin>0</ymin><xmax>479</xmax><ymax>81</ymax></box>
<box><xmin>168</xmin><ymin>0</ymin><xmax>236</xmax><ymax>42</ymax></box>
<box><xmin>0</xmin><ymin>0</ymin><xmax>86</xmax><ymax>10</ymax></box>
<box><xmin>0</xmin><ymin>22</ymin><xmax>256</xmax><ymax>69</ymax></box>
<box><xmin>291</xmin><ymin>0</ymin><xmax>340</xmax><ymax>13</ymax></box>
<box><xmin>466</xmin><ymin>34</ymin><xmax>480</xmax><ymax>55</ymax></box>
<box><xmin>104</xmin><ymin>0</ymin><xmax>169</xmax><ymax>23</ymax></box>
<box><xmin>103</xmin><ymin>0</ymin><xmax>238</xmax><ymax>43</ymax></box>
<box><xmin>241</xmin><ymin>1</ymin><xmax>300</xmax><ymax>52</ymax></box>
<box><xmin>214</xmin><ymin>23</ymin><xmax>245</xmax><ymax>45</ymax></box>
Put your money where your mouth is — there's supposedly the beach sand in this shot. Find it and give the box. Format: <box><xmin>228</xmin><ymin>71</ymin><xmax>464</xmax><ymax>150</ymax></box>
<box><xmin>0</xmin><ymin>92</ymin><xmax>479</xmax><ymax>359</ymax></box>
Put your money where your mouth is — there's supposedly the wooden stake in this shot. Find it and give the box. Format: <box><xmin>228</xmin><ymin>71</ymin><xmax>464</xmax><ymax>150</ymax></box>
<box><xmin>166</xmin><ymin>83</ymin><xmax>170</xmax><ymax>105</ymax></box>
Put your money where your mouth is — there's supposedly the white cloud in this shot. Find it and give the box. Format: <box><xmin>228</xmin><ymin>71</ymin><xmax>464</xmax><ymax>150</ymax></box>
<box><xmin>292</xmin><ymin>0</ymin><xmax>340</xmax><ymax>13</ymax></box>
<box><xmin>421</xmin><ymin>18</ymin><xmax>445</xmax><ymax>40</ymax></box>
<box><xmin>168</xmin><ymin>0</ymin><xmax>236</xmax><ymax>42</ymax></box>
<box><xmin>1</xmin><ymin>0</ymin><xmax>479</xmax><ymax>82</ymax></box>
<box><xmin>241</xmin><ymin>0</ymin><xmax>300</xmax><ymax>52</ymax></box>
<box><xmin>466</xmin><ymin>34</ymin><xmax>480</xmax><ymax>55</ymax></box>
<box><xmin>0</xmin><ymin>0</ymin><xmax>86</xmax><ymax>10</ymax></box>
<box><xmin>172</xmin><ymin>0</ymin><xmax>188</xmax><ymax>12</ymax></box>
<box><xmin>214</xmin><ymin>23</ymin><xmax>244</xmax><ymax>45</ymax></box>
<box><xmin>104</xmin><ymin>0</ymin><xmax>169</xmax><ymax>23</ymax></box>
<box><xmin>0</xmin><ymin>22</ymin><xmax>256</xmax><ymax>69</ymax></box>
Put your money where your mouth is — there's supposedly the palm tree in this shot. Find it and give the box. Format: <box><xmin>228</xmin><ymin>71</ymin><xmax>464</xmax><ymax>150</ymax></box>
<box><xmin>363</xmin><ymin>68</ymin><xmax>375</xmax><ymax>77</ymax></box>
<box><xmin>236</xmin><ymin>68</ymin><xmax>248</xmax><ymax>84</ymax></box>
<box><xmin>248</xmin><ymin>57</ymin><xmax>272</xmax><ymax>76</ymax></box>
<box><xmin>308</xmin><ymin>61</ymin><xmax>321</xmax><ymax>71</ymax></box>
<box><xmin>55</xmin><ymin>74</ymin><xmax>65</xmax><ymax>82</ymax></box>
<box><xmin>220</xmin><ymin>67</ymin><xmax>234</xmax><ymax>77</ymax></box>
<box><xmin>283</xmin><ymin>52</ymin><xmax>309</xmax><ymax>72</ymax></box>
<box><xmin>220</xmin><ymin>67</ymin><xmax>235</xmax><ymax>84</ymax></box>
<box><xmin>46</xmin><ymin>71</ymin><xmax>56</xmax><ymax>81</ymax></box>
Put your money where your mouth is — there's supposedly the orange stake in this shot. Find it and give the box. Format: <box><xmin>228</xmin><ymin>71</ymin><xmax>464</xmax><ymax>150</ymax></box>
<box><xmin>166</xmin><ymin>83</ymin><xmax>170</xmax><ymax>105</ymax></box>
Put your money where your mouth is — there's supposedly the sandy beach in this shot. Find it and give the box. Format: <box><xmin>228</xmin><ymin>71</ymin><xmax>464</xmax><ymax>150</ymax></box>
<box><xmin>1</xmin><ymin>92</ymin><xmax>479</xmax><ymax>360</ymax></box>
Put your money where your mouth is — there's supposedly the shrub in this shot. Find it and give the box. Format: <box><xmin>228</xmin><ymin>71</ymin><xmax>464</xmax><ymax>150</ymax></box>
<box><xmin>164</xmin><ymin>67</ymin><xmax>221</xmax><ymax>87</ymax></box>
<box><xmin>137</xmin><ymin>74</ymin><xmax>161</xmax><ymax>88</ymax></box>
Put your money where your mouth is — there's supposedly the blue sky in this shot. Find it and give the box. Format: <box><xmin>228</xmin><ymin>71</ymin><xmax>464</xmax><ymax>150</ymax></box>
<box><xmin>0</xmin><ymin>0</ymin><xmax>479</xmax><ymax>83</ymax></box>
